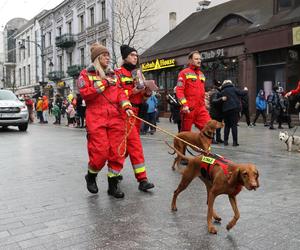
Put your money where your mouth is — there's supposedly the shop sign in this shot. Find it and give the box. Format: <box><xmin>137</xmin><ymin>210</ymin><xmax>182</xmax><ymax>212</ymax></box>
<box><xmin>293</xmin><ymin>26</ymin><xmax>300</xmax><ymax>45</ymax></box>
<box><xmin>141</xmin><ymin>58</ymin><xmax>176</xmax><ymax>72</ymax></box>
<box><xmin>200</xmin><ymin>49</ymin><xmax>225</xmax><ymax>60</ymax></box>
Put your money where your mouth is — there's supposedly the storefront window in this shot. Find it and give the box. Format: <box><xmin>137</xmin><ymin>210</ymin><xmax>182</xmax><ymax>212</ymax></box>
<box><xmin>202</xmin><ymin>58</ymin><xmax>239</xmax><ymax>87</ymax></box>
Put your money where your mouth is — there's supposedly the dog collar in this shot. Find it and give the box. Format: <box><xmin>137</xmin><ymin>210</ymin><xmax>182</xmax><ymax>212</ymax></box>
<box><xmin>203</xmin><ymin>131</ymin><xmax>215</xmax><ymax>139</ymax></box>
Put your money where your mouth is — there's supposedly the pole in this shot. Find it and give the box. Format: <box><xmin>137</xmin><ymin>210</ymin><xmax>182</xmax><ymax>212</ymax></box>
<box><xmin>40</xmin><ymin>34</ymin><xmax>45</xmax><ymax>86</ymax></box>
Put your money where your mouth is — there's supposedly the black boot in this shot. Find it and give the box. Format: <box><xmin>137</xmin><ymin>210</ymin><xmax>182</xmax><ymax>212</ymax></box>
<box><xmin>107</xmin><ymin>176</ymin><xmax>125</xmax><ymax>198</ymax></box>
<box><xmin>138</xmin><ymin>179</ymin><xmax>155</xmax><ymax>192</ymax></box>
<box><xmin>85</xmin><ymin>171</ymin><xmax>98</xmax><ymax>194</ymax></box>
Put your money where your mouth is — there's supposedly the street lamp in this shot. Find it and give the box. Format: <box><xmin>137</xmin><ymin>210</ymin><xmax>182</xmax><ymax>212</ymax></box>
<box><xmin>18</xmin><ymin>38</ymin><xmax>48</xmax><ymax>87</ymax></box>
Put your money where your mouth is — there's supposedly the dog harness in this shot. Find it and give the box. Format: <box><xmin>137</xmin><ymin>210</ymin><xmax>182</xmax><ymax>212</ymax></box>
<box><xmin>285</xmin><ymin>136</ymin><xmax>295</xmax><ymax>144</ymax></box>
<box><xmin>199</xmin><ymin>155</ymin><xmax>242</xmax><ymax>196</ymax></box>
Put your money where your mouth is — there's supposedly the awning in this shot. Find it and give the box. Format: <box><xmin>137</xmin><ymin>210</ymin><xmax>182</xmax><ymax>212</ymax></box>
<box><xmin>15</xmin><ymin>87</ymin><xmax>35</xmax><ymax>95</ymax></box>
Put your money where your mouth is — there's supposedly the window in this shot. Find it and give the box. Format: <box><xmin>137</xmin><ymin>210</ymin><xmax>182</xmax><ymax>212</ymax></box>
<box><xmin>19</xmin><ymin>68</ymin><xmax>21</xmax><ymax>86</ymax></box>
<box><xmin>279</xmin><ymin>0</ymin><xmax>292</xmax><ymax>8</ymax></box>
<box><xmin>27</xmin><ymin>36</ymin><xmax>30</xmax><ymax>57</ymax></box>
<box><xmin>90</xmin><ymin>7</ymin><xmax>95</xmax><ymax>26</ymax></box>
<box><xmin>58</xmin><ymin>55</ymin><xmax>63</xmax><ymax>72</ymax></box>
<box><xmin>101</xmin><ymin>0</ymin><xmax>106</xmax><ymax>22</ymax></box>
<box><xmin>276</xmin><ymin>0</ymin><xmax>292</xmax><ymax>12</ymax></box>
<box><xmin>212</xmin><ymin>15</ymin><xmax>250</xmax><ymax>34</ymax></box>
<box><xmin>23</xmin><ymin>45</ymin><xmax>25</xmax><ymax>60</ymax></box>
<box><xmin>68</xmin><ymin>22</ymin><xmax>72</xmax><ymax>34</ymax></box>
<box><xmin>23</xmin><ymin>66</ymin><xmax>26</xmax><ymax>86</ymax></box>
<box><xmin>79</xmin><ymin>15</ymin><xmax>84</xmax><ymax>32</ymax></box>
<box><xmin>18</xmin><ymin>47</ymin><xmax>21</xmax><ymax>62</ymax></box>
<box><xmin>42</xmin><ymin>35</ymin><xmax>46</xmax><ymax>49</ymax></box>
<box><xmin>80</xmin><ymin>48</ymin><xmax>85</xmax><ymax>66</ymax></box>
<box><xmin>57</xmin><ymin>27</ymin><xmax>62</xmax><ymax>37</ymax></box>
<box><xmin>28</xmin><ymin>65</ymin><xmax>31</xmax><ymax>85</ymax></box>
<box><xmin>48</xmin><ymin>32</ymin><xmax>52</xmax><ymax>46</ymax></box>
<box><xmin>67</xmin><ymin>52</ymin><xmax>72</xmax><ymax>66</ymax></box>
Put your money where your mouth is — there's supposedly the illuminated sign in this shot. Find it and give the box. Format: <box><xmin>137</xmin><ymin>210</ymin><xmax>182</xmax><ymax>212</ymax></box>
<box><xmin>57</xmin><ymin>81</ymin><xmax>65</xmax><ymax>88</ymax></box>
<box><xmin>141</xmin><ymin>58</ymin><xmax>176</xmax><ymax>72</ymax></box>
<box><xmin>293</xmin><ymin>26</ymin><xmax>300</xmax><ymax>45</ymax></box>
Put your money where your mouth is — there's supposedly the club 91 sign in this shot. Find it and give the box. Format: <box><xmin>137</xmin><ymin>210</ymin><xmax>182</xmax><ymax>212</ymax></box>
<box><xmin>200</xmin><ymin>49</ymin><xmax>225</xmax><ymax>60</ymax></box>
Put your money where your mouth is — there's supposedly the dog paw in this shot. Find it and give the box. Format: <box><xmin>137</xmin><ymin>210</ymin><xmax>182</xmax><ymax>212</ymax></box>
<box><xmin>214</xmin><ymin>217</ymin><xmax>222</xmax><ymax>223</ymax></box>
<box><xmin>171</xmin><ymin>207</ymin><xmax>177</xmax><ymax>212</ymax></box>
<box><xmin>208</xmin><ymin>226</ymin><xmax>218</xmax><ymax>234</ymax></box>
<box><xmin>226</xmin><ymin>223</ymin><xmax>234</xmax><ymax>231</ymax></box>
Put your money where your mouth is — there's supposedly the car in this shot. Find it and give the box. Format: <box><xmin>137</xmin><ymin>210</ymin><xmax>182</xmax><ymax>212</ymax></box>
<box><xmin>0</xmin><ymin>90</ymin><xmax>29</xmax><ymax>131</ymax></box>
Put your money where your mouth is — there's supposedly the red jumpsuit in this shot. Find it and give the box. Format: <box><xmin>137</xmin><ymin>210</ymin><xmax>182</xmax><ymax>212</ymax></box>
<box><xmin>115</xmin><ymin>66</ymin><xmax>151</xmax><ymax>182</ymax></box>
<box><xmin>176</xmin><ymin>64</ymin><xmax>211</xmax><ymax>131</ymax></box>
<box><xmin>78</xmin><ymin>65</ymin><xmax>131</xmax><ymax>177</ymax></box>
<box><xmin>291</xmin><ymin>81</ymin><xmax>300</xmax><ymax>95</ymax></box>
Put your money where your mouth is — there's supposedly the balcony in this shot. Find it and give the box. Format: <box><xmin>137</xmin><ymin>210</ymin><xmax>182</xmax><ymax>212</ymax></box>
<box><xmin>47</xmin><ymin>71</ymin><xmax>65</xmax><ymax>81</ymax></box>
<box><xmin>67</xmin><ymin>65</ymin><xmax>85</xmax><ymax>78</ymax></box>
<box><xmin>55</xmin><ymin>34</ymin><xmax>76</xmax><ymax>49</ymax></box>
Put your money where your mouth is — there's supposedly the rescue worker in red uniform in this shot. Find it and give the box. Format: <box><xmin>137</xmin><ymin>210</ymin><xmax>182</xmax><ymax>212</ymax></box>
<box><xmin>115</xmin><ymin>45</ymin><xmax>155</xmax><ymax>191</ymax></box>
<box><xmin>176</xmin><ymin>51</ymin><xmax>211</xmax><ymax>131</ymax></box>
<box><xmin>78</xmin><ymin>43</ymin><xmax>133</xmax><ymax>198</ymax></box>
<box><xmin>285</xmin><ymin>80</ymin><xmax>300</xmax><ymax>97</ymax></box>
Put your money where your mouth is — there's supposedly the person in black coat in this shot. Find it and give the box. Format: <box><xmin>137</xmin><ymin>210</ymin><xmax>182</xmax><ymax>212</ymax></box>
<box><xmin>166</xmin><ymin>87</ymin><xmax>181</xmax><ymax>132</ymax></box>
<box><xmin>76</xmin><ymin>93</ymin><xmax>86</xmax><ymax>128</ymax></box>
<box><xmin>209</xmin><ymin>80</ymin><xmax>225</xmax><ymax>143</ymax></box>
<box><xmin>218</xmin><ymin>80</ymin><xmax>248</xmax><ymax>146</ymax></box>
<box><xmin>240</xmin><ymin>90</ymin><xmax>251</xmax><ymax>126</ymax></box>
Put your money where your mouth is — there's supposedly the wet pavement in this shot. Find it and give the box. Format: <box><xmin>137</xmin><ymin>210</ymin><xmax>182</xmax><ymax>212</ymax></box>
<box><xmin>0</xmin><ymin>117</ymin><xmax>300</xmax><ymax>249</ymax></box>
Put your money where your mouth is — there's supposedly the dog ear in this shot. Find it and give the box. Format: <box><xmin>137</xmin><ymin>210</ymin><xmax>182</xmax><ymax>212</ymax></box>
<box><xmin>228</xmin><ymin>168</ymin><xmax>240</xmax><ymax>185</ymax></box>
<box><xmin>256</xmin><ymin>170</ymin><xmax>260</xmax><ymax>188</ymax></box>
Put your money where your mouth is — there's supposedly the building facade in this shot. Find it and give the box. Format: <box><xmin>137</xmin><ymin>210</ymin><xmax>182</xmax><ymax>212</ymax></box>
<box><xmin>141</xmin><ymin>0</ymin><xmax>300</xmax><ymax>115</ymax></box>
<box><xmin>3</xmin><ymin>18</ymin><xmax>28</xmax><ymax>91</ymax></box>
<box><xmin>37</xmin><ymin>0</ymin><xmax>109</xmax><ymax>98</ymax></box>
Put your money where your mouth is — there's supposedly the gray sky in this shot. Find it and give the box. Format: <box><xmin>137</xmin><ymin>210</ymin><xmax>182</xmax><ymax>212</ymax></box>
<box><xmin>0</xmin><ymin>0</ymin><xmax>64</xmax><ymax>30</ymax></box>
<box><xmin>0</xmin><ymin>0</ymin><xmax>231</xmax><ymax>31</ymax></box>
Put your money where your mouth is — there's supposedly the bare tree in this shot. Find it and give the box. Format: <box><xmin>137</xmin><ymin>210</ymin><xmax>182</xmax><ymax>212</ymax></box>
<box><xmin>111</xmin><ymin>0</ymin><xmax>155</xmax><ymax>67</ymax></box>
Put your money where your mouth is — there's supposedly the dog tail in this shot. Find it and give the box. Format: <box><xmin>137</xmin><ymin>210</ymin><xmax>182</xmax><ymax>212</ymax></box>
<box><xmin>168</xmin><ymin>148</ymin><xmax>176</xmax><ymax>155</ymax></box>
<box><xmin>165</xmin><ymin>141</ymin><xmax>192</xmax><ymax>161</ymax></box>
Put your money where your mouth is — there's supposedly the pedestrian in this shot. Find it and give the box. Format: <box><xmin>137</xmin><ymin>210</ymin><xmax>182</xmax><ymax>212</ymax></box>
<box><xmin>76</xmin><ymin>93</ymin><xmax>86</xmax><ymax>128</ymax></box>
<box><xmin>252</xmin><ymin>89</ymin><xmax>268</xmax><ymax>126</ymax></box>
<box><xmin>268</xmin><ymin>85</ymin><xmax>281</xmax><ymax>130</ymax></box>
<box><xmin>166</xmin><ymin>87</ymin><xmax>181</xmax><ymax>132</ymax></box>
<box><xmin>36</xmin><ymin>97</ymin><xmax>44</xmax><ymax>123</ymax></box>
<box><xmin>278</xmin><ymin>88</ymin><xmax>293</xmax><ymax>129</ymax></box>
<box><xmin>61</xmin><ymin>99</ymin><xmax>67</xmax><ymax>118</ymax></box>
<box><xmin>25</xmin><ymin>95</ymin><xmax>34</xmax><ymax>123</ymax></box>
<box><xmin>239</xmin><ymin>88</ymin><xmax>251</xmax><ymax>126</ymax></box>
<box><xmin>176</xmin><ymin>51</ymin><xmax>211</xmax><ymax>131</ymax></box>
<box><xmin>42</xmin><ymin>95</ymin><xmax>49</xmax><ymax>123</ymax></box>
<box><xmin>208</xmin><ymin>80</ymin><xmax>225</xmax><ymax>144</ymax></box>
<box><xmin>142</xmin><ymin>93</ymin><xmax>158</xmax><ymax>135</ymax></box>
<box><xmin>48</xmin><ymin>99</ymin><xmax>53</xmax><ymax>115</ymax></box>
<box><xmin>115</xmin><ymin>44</ymin><xmax>155</xmax><ymax>192</ymax></box>
<box><xmin>52</xmin><ymin>101</ymin><xmax>61</xmax><ymax>125</ymax></box>
<box><xmin>66</xmin><ymin>101</ymin><xmax>76</xmax><ymax>127</ymax></box>
<box><xmin>219</xmin><ymin>80</ymin><xmax>248</xmax><ymax>146</ymax></box>
<box><xmin>79</xmin><ymin>42</ymin><xmax>134</xmax><ymax>198</ymax></box>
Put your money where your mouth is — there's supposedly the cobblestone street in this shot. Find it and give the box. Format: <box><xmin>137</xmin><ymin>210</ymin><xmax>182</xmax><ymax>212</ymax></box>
<box><xmin>0</xmin><ymin>118</ymin><xmax>299</xmax><ymax>249</ymax></box>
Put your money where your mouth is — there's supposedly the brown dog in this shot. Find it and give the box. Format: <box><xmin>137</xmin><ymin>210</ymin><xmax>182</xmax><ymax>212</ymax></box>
<box><xmin>167</xmin><ymin>143</ymin><xmax>259</xmax><ymax>234</ymax></box>
<box><xmin>170</xmin><ymin>120</ymin><xmax>223</xmax><ymax>170</ymax></box>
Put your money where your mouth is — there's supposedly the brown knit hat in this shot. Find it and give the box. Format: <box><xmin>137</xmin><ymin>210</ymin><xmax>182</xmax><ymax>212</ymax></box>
<box><xmin>90</xmin><ymin>43</ymin><xmax>109</xmax><ymax>62</ymax></box>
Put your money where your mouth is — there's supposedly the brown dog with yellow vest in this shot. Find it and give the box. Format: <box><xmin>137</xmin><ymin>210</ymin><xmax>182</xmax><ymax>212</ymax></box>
<box><xmin>167</xmin><ymin>142</ymin><xmax>259</xmax><ymax>234</ymax></box>
<box><xmin>170</xmin><ymin>119</ymin><xmax>223</xmax><ymax>170</ymax></box>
